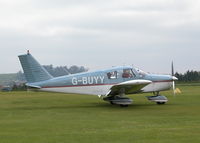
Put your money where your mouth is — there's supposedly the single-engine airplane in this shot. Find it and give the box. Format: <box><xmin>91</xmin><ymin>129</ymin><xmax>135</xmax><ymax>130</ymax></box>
<box><xmin>18</xmin><ymin>51</ymin><xmax>178</xmax><ymax>107</ymax></box>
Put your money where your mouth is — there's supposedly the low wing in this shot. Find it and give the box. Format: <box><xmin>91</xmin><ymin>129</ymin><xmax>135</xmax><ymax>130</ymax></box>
<box><xmin>107</xmin><ymin>79</ymin><xmax>152</xmax><ymax>96</ymax></box>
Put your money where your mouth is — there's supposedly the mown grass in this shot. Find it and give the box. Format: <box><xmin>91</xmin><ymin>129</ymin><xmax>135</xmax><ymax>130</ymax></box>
<box><xmin>0</xmin><ymin>86</ymin><xmax>200</xmax><ymax>143</ymax></box>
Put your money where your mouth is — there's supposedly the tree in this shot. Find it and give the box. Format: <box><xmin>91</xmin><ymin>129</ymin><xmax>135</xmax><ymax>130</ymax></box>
<box><xmin>175</xmin><ymin>70</ymin><xmax>200</xmax><ymax>82</ymax></box>
<box><xmin>17</xmin><ymin>65</ymin><xmax>89</xmax><ymax>81</ymax></box>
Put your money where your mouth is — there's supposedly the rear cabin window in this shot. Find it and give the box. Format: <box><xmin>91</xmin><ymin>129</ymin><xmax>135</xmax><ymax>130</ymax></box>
<box><xmin>107</xmin><ymin>71</ymin><xmax>117</xmax><ymax>79</ymax></box>
<box><xmin>122</xmin><ymin>69</ymin><xmax>134</xmax><ymax>78</ymax></box>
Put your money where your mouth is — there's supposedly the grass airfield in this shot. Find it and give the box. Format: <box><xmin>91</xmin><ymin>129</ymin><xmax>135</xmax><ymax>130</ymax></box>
<box><xmin>0</xmin><ymin>85</ymin><xmax>200</xmax><ymax>143</ymax></box>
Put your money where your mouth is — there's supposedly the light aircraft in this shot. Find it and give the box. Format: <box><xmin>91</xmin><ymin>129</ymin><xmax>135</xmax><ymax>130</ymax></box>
<box><xmin>18</xmin><ymin>51</ymin><xmax>178</xmax><ymax>107</ymax></box>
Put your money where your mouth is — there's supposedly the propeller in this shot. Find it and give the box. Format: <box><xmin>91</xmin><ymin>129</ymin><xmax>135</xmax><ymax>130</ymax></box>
<box><xmin>171</xmin><ymin>61</ymin><xmax>178</xmax><ymax>95</ymax></box>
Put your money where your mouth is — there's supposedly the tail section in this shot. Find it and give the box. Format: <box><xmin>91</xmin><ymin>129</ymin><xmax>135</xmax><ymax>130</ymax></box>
<box><xmin>18</xmin><ymin>52</ymin><xmax>53</xmax><ymax>83</ymax></box>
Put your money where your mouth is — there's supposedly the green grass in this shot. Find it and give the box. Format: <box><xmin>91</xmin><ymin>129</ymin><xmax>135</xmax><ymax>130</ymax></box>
<box><xmin>0</xmin><ymin>86</ymin><xmax>200</xmax><ymax>143</ymax></box>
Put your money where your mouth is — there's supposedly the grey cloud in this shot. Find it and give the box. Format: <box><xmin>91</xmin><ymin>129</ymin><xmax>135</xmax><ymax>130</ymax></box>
<box><xmin>0</xmin><ymin>0</ymin><xmax>200</xmax><ymax>73</ymax></box>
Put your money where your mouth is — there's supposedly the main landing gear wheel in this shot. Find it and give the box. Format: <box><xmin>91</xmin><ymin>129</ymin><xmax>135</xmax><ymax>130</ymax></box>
<box><xmin>146</xmin><ymin>92</ymin><xmax>168</xmax><ymax>105</ymax></box>
<box><xmin>110</xmin><ymin>101</ymin><xmax>114</xmax><ymax>105</ymax></box>
<box><xmin>104</xmin><ymin>95</ymin><xmax>133</xmax><ymax>107</ymax></box>
<box><xmin>120</xmin><ymin>104</ymin><xmax>129</xmax><ymax>107</ymax></box>
<box><xmin>156</xmin><ymin>102</ymin><xmax>166</xmax><ymax>105</ymax></box>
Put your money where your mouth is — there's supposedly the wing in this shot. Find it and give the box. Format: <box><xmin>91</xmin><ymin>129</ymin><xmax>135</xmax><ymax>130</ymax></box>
<box><xmin>107</xmin><ymin>79</ymin><xmax>152</xmax><ymax>96</ymax></box>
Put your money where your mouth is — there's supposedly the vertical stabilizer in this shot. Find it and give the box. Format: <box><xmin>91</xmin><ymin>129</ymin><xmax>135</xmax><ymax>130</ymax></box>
<box><xmin>18</xmin><ymin>52</ymin><xmax>53</xmax><ymax>83</ymax></box>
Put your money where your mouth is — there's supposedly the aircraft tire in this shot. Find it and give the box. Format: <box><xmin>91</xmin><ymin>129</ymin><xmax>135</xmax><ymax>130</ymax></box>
<box><xmin>110</xmin><ymin>101</ymin><xmax>114</xmax><ymax>105</ymax></box>
<box><xmin>120</xmin><ymin>104</ymin><xmax>129</xmax><ymax>107</ymax></box>
<box><xmin>156</xmin><ymin>102</ymin><xmax>166</xmax><ymax>105</ymax></box>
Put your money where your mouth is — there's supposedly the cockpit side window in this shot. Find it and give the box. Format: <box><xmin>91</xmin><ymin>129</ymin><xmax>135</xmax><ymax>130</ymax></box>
<box><xmin>107</xmin><ymin>71</ymin><xmax>118</xmax><ymax>79</ymax></box>
<box><xmin>122</xmin><ymin>69</ymin><xmax>135</xmax><ymax>78</ymax></box>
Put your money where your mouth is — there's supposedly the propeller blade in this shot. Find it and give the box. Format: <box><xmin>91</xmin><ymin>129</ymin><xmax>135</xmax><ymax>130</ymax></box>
<box><xmin>172</xmin><ymin>81</ymin><xmax>175</xmax><ymax>95</ymax></box>
<box><xmin>171</xmin><ymin>61</ymin><xmax>177</xmax><ymax>95</ymax></box>
<box><xmin>171</xmin><ymin>61</ymin><xmax>174</xmax><ymax>76</ymax></box>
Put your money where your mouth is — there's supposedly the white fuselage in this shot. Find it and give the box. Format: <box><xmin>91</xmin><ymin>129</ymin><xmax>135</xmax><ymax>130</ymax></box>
<box><xmin>39</xmin><ymin>81</ymin><xmax>173</xmax><ymax>96</ymax></box>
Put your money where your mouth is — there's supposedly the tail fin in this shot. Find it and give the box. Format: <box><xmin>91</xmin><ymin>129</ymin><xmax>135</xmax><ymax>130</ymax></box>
<box><xmin>18</xmin><ymin>52</ymin><xmax>53</xmax><ymax>83</ymax></box>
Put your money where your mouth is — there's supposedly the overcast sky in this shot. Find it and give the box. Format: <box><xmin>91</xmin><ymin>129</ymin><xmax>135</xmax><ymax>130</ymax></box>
<box><xmin>0</xmin><ymin>0</ymin><xmax>200</xmax><ymax>74</ymax></box>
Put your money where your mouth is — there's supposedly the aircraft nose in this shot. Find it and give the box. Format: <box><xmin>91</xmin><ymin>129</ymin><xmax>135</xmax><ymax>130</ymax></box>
<box><xmin>172</xmin><ymin>76</ymin><xmax>178</xmax><ymax>81</ymax></box>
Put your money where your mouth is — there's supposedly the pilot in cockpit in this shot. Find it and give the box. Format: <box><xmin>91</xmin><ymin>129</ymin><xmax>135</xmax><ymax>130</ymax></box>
<box><xmin>122</xmin><ymin>69</ymin><xmax>133</xmax><ymax>78</ymax></box>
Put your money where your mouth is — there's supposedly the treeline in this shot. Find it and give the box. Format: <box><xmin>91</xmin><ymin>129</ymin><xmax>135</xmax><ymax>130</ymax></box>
<box><xmin>15</xmin><ymin>69</ymin><xmax>200</xmax><ymax>83</ymax></box>
<box><xmin>16</xmin><ymin>65</ymin><xmax>89</xmax><ymax>81</ymax></box>
<box><xmin>43</xmin><ymin>65</ymin><xmax>88</xmax><ymax>77</ymax></box>
<box><xmin>175</xmin><ymin>70</ymin><xmax>200</xmax><ymax>82</ymax></box>
<box><xmin>4</xmin><ymin>65</ymin><xmax>88</xmax><ymax>91</ymax></box>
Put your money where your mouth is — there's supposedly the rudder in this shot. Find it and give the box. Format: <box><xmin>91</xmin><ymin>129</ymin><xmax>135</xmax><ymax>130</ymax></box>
<box><xmin>18</xmin><ymin>52</ymin><xmax>53</xmax><ymax>83</ymax></box>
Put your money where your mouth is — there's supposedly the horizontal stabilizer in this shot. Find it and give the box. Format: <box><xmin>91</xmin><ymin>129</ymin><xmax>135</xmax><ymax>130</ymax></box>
<box><xmin>26</xmin><ymin>83</ymin><xmax>41</xmax><ymax>89</ymax></box>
